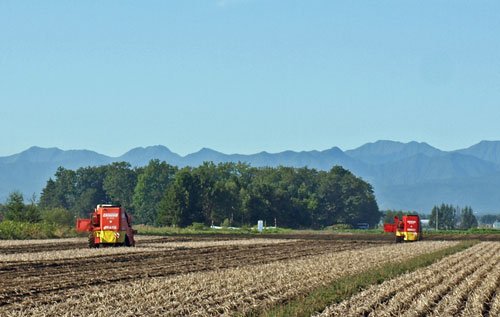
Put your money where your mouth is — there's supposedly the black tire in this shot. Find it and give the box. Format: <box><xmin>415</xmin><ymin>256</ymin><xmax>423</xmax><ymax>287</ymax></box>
<box><xmin>88</xmin><ymin>233</ymin><xmax>98</xmax><ymax>248</ymax></box>
<box><xmin>395</xmin><ymin>235</ymin><xmax>403</xmax><ymax>243</ymax></box>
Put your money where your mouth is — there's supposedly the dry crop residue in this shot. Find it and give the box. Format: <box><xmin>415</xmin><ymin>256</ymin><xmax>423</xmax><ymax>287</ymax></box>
<box><xmin>0</xmin><ymin>235</ymin><xmax>165</xmax><ymax>255</ymax></box>
<box><xmin>317</xmin><ymin>241</ymin><xmax>500</xmax><ymax>317</ymax></box>
<box><xmin>0</xmin><ymin>238</ymin><xmax>297</xmax><ymax>262</ymax></box>
<box><xmin>0</xmin><ymin>240</ymin><xmax>455</xmax><ymax>316</ymax></box>
<box><xmin>0</xmin><ymin>238</ymin><xmax>382</xmax><ymax>310</ymax></box>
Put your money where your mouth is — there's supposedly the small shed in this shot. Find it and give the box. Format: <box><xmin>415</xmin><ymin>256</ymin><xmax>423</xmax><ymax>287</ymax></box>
<box><xmin>493</xmin><ymin>221</ymin><xmax>500</xmax><ymax>230</ymax></box>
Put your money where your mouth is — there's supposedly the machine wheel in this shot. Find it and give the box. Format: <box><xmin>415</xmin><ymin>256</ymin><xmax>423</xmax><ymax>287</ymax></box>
<box><xmin>395</xmin><ymin>235</ymin><xmax>403</xmax><ymax>243</ymax></box>
<box><xmin>125</xmin><ymin>235</ymin><xmax>131</xmax><ymax>247</ymax></box>
<box><xmin>88</xmin><ymin>233</ymin><xmax>98</xmax><ymax>248</ymax></box>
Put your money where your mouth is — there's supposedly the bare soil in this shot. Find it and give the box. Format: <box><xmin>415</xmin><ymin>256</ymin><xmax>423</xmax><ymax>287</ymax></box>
<box><xmin>0</xmin><ymin>237</ymin><xmax>386</xmax><ymax>308</ymax></box>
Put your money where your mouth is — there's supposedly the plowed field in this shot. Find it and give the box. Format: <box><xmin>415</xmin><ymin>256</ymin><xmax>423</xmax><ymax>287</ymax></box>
<box><xmin>317</xmin><ymin>241</ymin><xmax>500</xmax><ymax>317</ymax></box>
<box><xmin>0</xmin><ymin>237</ymin><xmax>382</xmax><ymax>307</ymax></box>
<box><xmin>0</xmin><ymin>235</ymin><xmax>462</xmax><ymax>316</ymax></box>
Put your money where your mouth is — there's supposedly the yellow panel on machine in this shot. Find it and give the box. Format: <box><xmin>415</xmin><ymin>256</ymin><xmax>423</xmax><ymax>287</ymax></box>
<box><xmin>404</xmin><ymin>232</ymin><xmax>419</xmax><ymax>241</ymax></box>
<box><xmin>95</xmin><ymin>230</ymin><xmax>126</xmax><ymax>244</ymax></box>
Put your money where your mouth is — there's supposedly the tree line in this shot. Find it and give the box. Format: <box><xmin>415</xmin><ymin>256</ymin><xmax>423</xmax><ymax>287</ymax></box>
<box><xmin>429</xmin><ymin>204</ymin><xmax>478</xmax><ymax>230</ymax></box>
<box><xmin>2</xmin><ymin>160</ymin><xmax>382</xmax><ymax>229</ymax></box>
<box><xmin>2</xmin><ymin>159</ymin><xmax>493</xmax><ymax>231</ymax></box>
<box><xmin>382</xmin><ymin>204</ymin><xmax>482</xmax><ymax>230</ymax></box>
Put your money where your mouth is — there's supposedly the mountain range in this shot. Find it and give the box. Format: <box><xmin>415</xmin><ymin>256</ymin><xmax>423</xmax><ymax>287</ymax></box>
<box><xmin>2</xmin><ymin>140</ymin><xmax>500</xmax><ymax>214</ymax></box>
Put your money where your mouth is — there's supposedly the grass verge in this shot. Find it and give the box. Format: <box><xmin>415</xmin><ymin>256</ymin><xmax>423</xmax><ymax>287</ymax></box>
<box><xmin>0</xmin><ymin>220</ymin><xmax>78</xmax><ymax>239</ymax></box>
<box><xmin>425</xmin><ymin>228</ymin><xmax>500</xmax><ymax>235</ymax></box>
<box><xmin>259</xmin><ymin>240</ymin><xmax>478</xmax><ymax>317</ymax></box>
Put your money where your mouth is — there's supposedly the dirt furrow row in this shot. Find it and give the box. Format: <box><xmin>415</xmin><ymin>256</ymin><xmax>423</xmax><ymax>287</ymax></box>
<box><xmin>0</xmin><ymin>241</ymin><xmax>455</xmax><ymax>316</ymax></box>
<box><xmin>317</xmin><ymin>243</ymin><xmax>490</xmax><ymax>316</ymax></box>
<box><xmin>316</xmin><ymin>242</ymin><xmax>500</xmax><ymax>317</ymax></box>
<box><xmin>0</xmin><ymin>236</ymin><xmax>188</xmax><ymax>255</ymax></box>
<box><xmin>0</xmin><ymin>241</ymin><xmax>87</xmax><ymax>254</ymax></box>
<box><xmin>0</xmin><ymin>240</ymin><xmax>374</xmax><ymax>307</ymax></box>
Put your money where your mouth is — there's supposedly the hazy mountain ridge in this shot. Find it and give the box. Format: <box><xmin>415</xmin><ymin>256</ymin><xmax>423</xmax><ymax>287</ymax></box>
<box><xmin>455</xmin><ymin>140</ymin><xmax>500</xmax><ymax>165</ymax></box>
<box><xmin>345</xmin><ymin>140</ymin><xmax>445</xmax><ymax>164</ymax></box>
<box><xmin>2</xmin><ymin>141</ymin><xmax>500</xmax><ymax>213</ymax></box>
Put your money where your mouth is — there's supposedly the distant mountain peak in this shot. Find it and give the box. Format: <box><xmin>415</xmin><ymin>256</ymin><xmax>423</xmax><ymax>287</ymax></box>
<box><xmin>196</xmin><ymin>147</ymin><xmax>220</xmax><ymax>154</ymax></box>
<box><xmin>122</xmin><ymin>145</ymin><xmax>175</xmax><ymax>155</ymax></box>
<box><xmin>477</xmin><ymin>140</ymin><xmax>500</xmax><ymax>144</ymax></box>
<box><xmin>322</xmin><ymin>146</ymin><xmax>344</xmax><ymax>153</ymax></box>
<box><xmin>8</xmin><ymin>146</ymin><xmax>64</xmax><ymax>163</ymax></box>
<box><xmin>27</xmin><ymin>145</ymin><xmax>58</xmax><ymax>150</ymax></box>
<box><xmin>455</xmin><ymin>140</ymin><xmax>500</xmax><ymax>165</ymax></box>
<box><xmin>345</xmin><ymin>140</ymin><xmax>443</xmax><ymax>165</ymax></box>
<box><xmin>365</xmin><ymin>139</ymin><xmax>436</xmax><ymax>149</ymax></box>
<box><xmin>118</xmin><ymin>145</ymin><xmax>181</xmax><ymax>167</ymax></box>
<box><xmin>128</xmin><ymin>144</ymin><xmax>171</xmax><ymax>151</ymax></box>
<box><xmin>24</xmin><ymin>146</ymin><xmax>62</xmax><ymax>153</ymax></box>
<box><xmin>185</xmin><ymin>148</ymin><xmax>225</xmax><ymax>159</ymax></box>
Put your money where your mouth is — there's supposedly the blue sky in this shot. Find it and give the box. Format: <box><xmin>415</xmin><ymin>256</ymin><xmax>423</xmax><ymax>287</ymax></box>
<box><xmin>1</xmin><ymin>1</ymin><xmax>499</xmax><ymax>157</ymax></box>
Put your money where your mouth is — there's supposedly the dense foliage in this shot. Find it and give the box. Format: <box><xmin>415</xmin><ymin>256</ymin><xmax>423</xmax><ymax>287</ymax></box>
<box><xmin>0</xmin><ymin>191</ymin><xmax>78</xmax><ymax>239</ymax></box>
<box><xmin>479</xmin><ymin>214</ymin><xmax>500</xmax><ymax>225</ymax></box>
<box><xmin>35</xmin><ymin>160</ymin><xmax>381</xmax><ymax>229</ymax></box>
<box><xmin>0</xmin><ymin>220</ymin><xmax>76</xmax><ymax>239</ymax></box>
<box><xmin>429</xmin><ymin>204</ymin><xmax>478</xmax><ymax>230</ymax></box>
<box><xmin>381</xmin><ymin>210</ymin><xmax>421</xmax><ymax>224</ymax></box>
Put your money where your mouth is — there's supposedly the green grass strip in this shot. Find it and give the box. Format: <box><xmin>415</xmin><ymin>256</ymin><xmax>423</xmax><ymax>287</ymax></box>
<box><xmin>259</xmin><ymin>240</ymin><xmax>478</xmax><ymax>317</ymax></box>
<box><xmin>134</xmin><ymin>224</ymin><xmax>294</xmax><ymax>236</ymax></box>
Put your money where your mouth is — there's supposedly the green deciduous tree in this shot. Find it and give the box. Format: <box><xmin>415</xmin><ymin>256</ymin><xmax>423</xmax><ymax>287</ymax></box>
<box><xmin>132</xmin><ymin>160</ymin><xmax>177</xmax><ymax>225</ymax></box>
<box><xmin>316</xmin><ymin>166</ymin><xmax>380</xmax><ymax>229</ymax></box>
<box><xmin>103</xmin><ymin>162</ymin><xmax>137</xmax><ymax>211</ymax></box>
<box><xmin>41</xmin><ymin>207</ymin><xmax>74</xmax><ymax>226</ymax></box>
<box><xmin>52</xmin><ymin>167</ymin><xmax>77</xmax><ymax>211</ymax></box>
<box><xmin>194</xmin><ymin>162</ymin><xmax>243</xmax><ymax>226</ymax></box>
<box><xmin>72</xmin><ymin>166</ymin><xmax>109</xmax><ymax>217</ymax></box>
<box><xmin>157</xmin><ymin>167</ymin><xmax>203</xmax><ymax>227</ymax></box>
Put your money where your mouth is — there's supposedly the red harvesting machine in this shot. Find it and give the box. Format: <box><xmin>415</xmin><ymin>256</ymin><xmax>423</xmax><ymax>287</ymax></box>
<box><xmin>76</xmin><ymin>204</ymin><xmax>136</xmax><ymax>248</ymax></box>
<box><xmin>384</xmin><ymin>214</ymin><xmax>422</xmax><ymax>243</ymax></box>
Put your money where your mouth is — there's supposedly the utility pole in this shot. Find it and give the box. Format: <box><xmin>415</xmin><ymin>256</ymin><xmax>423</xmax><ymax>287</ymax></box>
<box><xmin>436</xmin><ymin>209</ymin><xmax>439</xmax><ymax>231</ymax></box>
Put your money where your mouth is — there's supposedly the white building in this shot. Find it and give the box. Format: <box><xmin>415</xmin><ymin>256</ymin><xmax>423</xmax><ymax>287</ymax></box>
<box><xmin>420</xmin><ymin>219</ymin><xmax>430</xmax><ymax>228</ymax></box>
